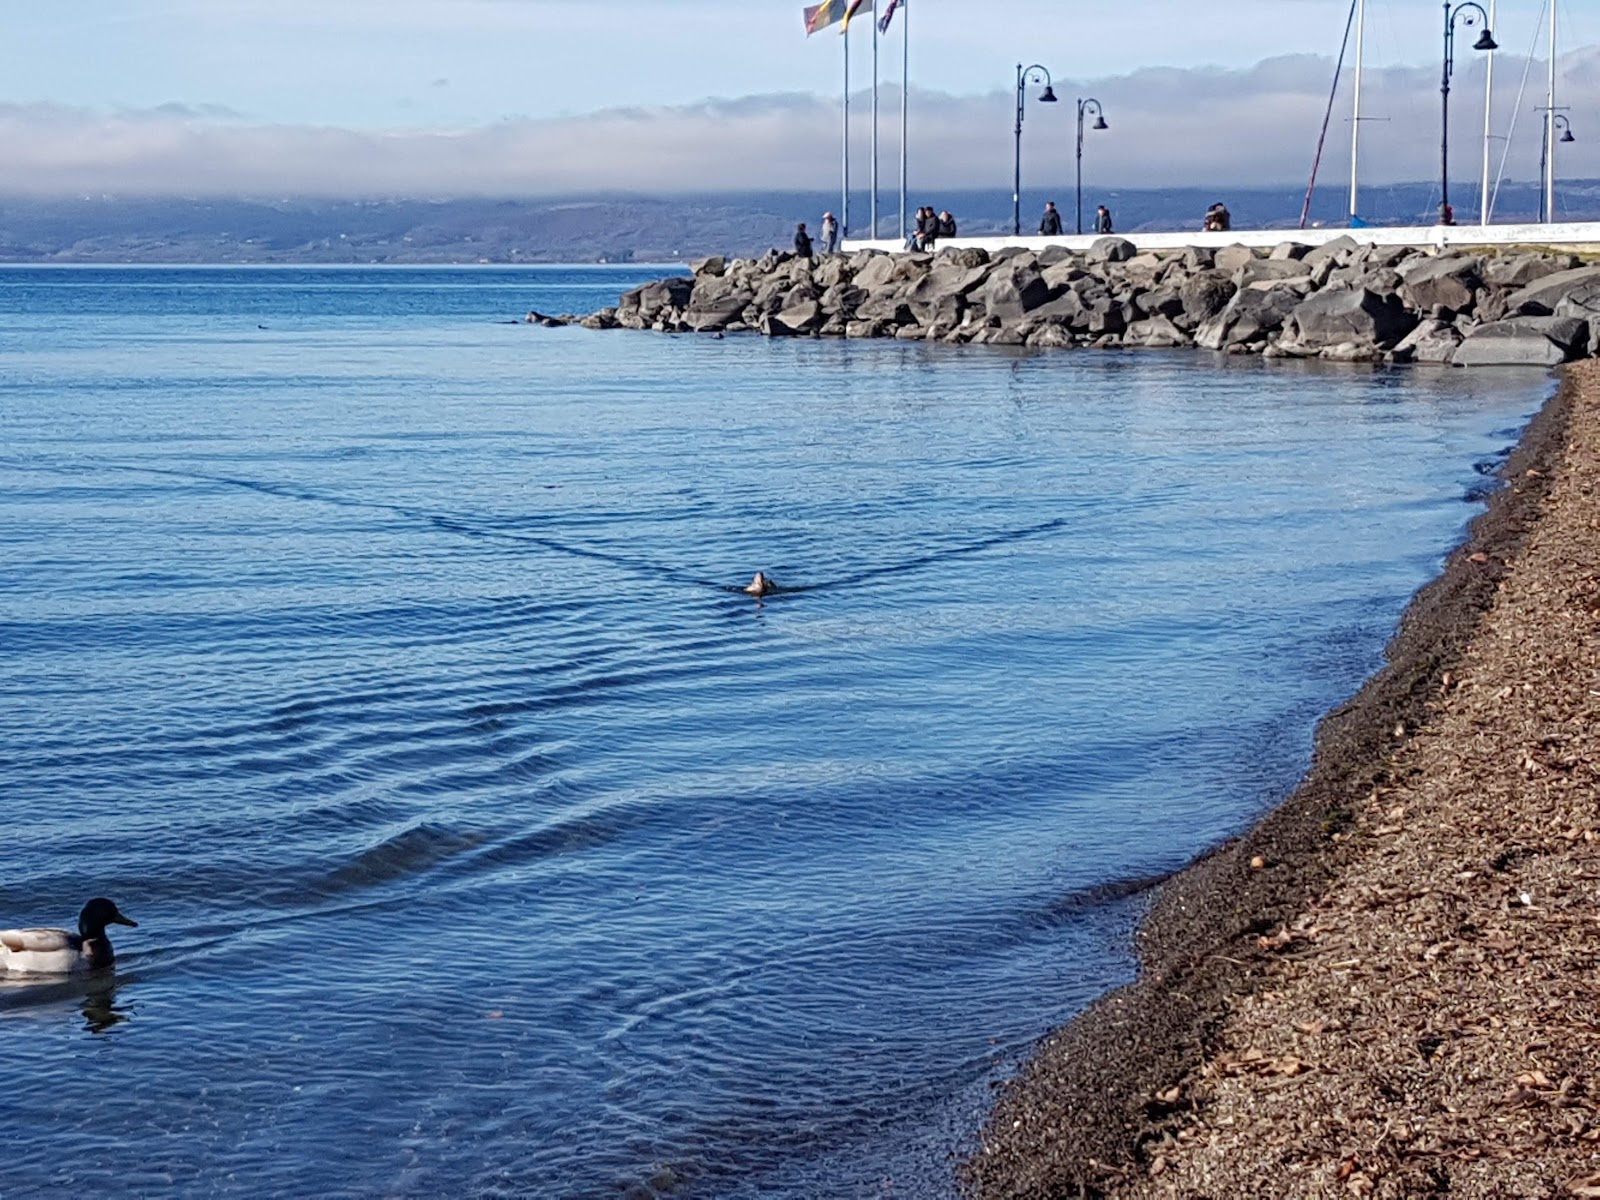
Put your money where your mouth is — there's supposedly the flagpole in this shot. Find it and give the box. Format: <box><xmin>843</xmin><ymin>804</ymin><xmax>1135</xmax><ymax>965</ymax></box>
<box><xmin>899</xmin><ymin>1</ymin><xmax>908</xmax><ymax>244</ymax></box>
<box><xmin>842</xmin><ymin>20</ymin><xmax>850</xmax><ymax>239</ymax></box>
<box><xmin>871</xmin><ymin>4</ymin><xmax>880</xmax><ymax>240</ymax></box>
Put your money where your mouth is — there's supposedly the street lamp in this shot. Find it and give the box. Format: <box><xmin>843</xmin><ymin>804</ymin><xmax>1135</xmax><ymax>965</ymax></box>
<box><xmin>1439</xmin><ymin>1</ymin><xmax>1497</xmax><ymax>225</ymax></box>
<box><xmin>1075</xmin><ymin>98</ymin><xmax>1109</xmax><ymax>235</ymax></box>
<box><xmin>1013</xmin><ymin>63</ymin><xmax>1057</xmax><ymax>237</ymax></box>
<box><xmin>1539</xmin><ymin>112</ymin><xmax>1576</xmax><ymax>223</ymax></box>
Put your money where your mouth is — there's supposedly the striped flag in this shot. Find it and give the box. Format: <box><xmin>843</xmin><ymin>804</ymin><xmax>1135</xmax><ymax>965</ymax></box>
<box><xmin>804</xmin><ymin>0</ymin><xmax>871</xmax><ymax>36</ymax></box>
<box><xmin>877</xmin><ymin>0</ymin><xmax>902</xmax><ymax>34</ymax></box>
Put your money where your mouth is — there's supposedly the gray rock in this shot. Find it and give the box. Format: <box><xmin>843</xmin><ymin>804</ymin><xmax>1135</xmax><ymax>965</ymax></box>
<box><xmin>690</xmin><ymin>255</ymin><xmax>727</xmax><ymax>277</ymax></box>
<box><xmin>1391</xmin><ymin>318</ymin><xmax>1463</xmax><ymax>364</ymax></box>
<box><xmin>1501</xmin><ymin>265</ymin><xmax>1600</xmax><ymax>316</ymax></box>
<box><xmin>1182</xmin><ymin>246</ymin><xmax>1217</xmax><ymax>272</ymax></box>
<box><xmin>1303</xmin><ymin>235</ymin><xmax>1360</xmax><ymax>267</ymax></box>
<box><xmin>1126</xmin><ymin>314</ymin><xmax>1188</xmax><ymax>347</ymax></box>
<box><xmin>1037</xmin><ymin>245</ymin><xmax>1076</xmax><ymax>267</ymax></box>
<box><xmin>684</xmin><ymin>295</ymin><xmax>750</xmax><ymax>332</ymax></box>
<box><xmin>977</xmin><ymin>264</ymin><xmax>1054</xmax><ymax>319</ymax></box>
<box><xmin>1026</xmin><ymin>324</ymin><xmax>1075</xmax><ymax>349</ymax></box>
<box><xmin>764</xmin><ymin>300</ymin><xmax>824</xmax><ymax>336</ymax></box>
<box><xmin>1042</xmin><ymin>261</ymin><xmax>1089</xmax><ymax>290</ymax></box>
<box><xmin>1286</xmin><ymin>288</ymin><xmax>1417</xmax><ymax>349</ymax></box>
<box><xmin>1481</xmin><ymin>253</ymin><xmax>1570</xmax><ymax>289</ymax></box>
<box><xmin>1268</xmin><ymin>241</ymin><xmax>1311</xmax><ymax>261</ymax></box>
<box><xmin>1396</xmin><ymin>254</ymin><xmax>1482</xmax><ymax>313</ymax></box>
<box><xmin>1234</xmin><ymin>258</ymin><xmax>1314</xmax><ymax>288</ymax></box>
<box><xmin>1176</xmin><ymin>271</ymin><xmax>1237</xmax><ymax>330</ymax></box>
<box><xmin>1214</xmin><ymin>245</ymin><xmax>1257</xmax><ymax>273</ymax></box>
<box><xmin>1086</xmin><ymin>237</ymin><xmax>1138</xmax><ymax>265</ymax></box>
<box><xmin>936</xmin><ymin>246</ymin><xmax>991</xmax><ymax>270</ymax></box>
<box><xmin>1195</xmin><ymin>285</ymin><xmax>1302</xmax><ymax>350</ymax></box>
<box><xmin>1451</xmin><ymin>315</ymin><xmax>1590</xmax><ymax>367</ymax></box>
<box><xmin>1125</xmin><ymin>252</ymin><xmax>1164</xmax><ymax>274</ymax></box>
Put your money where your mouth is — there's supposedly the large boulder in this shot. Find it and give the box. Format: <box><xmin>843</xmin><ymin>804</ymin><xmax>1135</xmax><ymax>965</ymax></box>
<box><xmin>1176</xmin><ymin>271</ymin><xmax>1238</xmax><ymax>329</ymax></box>
<box><xmin>1303</xmin><ymin>235</ymin><xmax>1360</xmax><ymax>267</ymax></box>
<box><xmin>1234</xmin><ymin>258</ymin><xmax>1313</xmax><ymax>288</ymax></box>
<box><xmin>761</xmin><ymin>300</ymin><xmax>824</xmax><ymax>336</ymax></box>
<box><xmin>690</xmin><ymin>255</ymin><xmax>727</xmax><ymax>278</ymax></box>
<box><xmin>977</xmin><ymin>263</ymin><xmax>1054</xmax><ymax>320</ymax></box>
<box><xmin>1195</xmin><ymin>285</ymin><xmax>1302</xmax><ymax>350</ymax></box>
<box><xmin>1502</xmin><ymin>265</ymin><xmax>1600</xmax><ymax>316</ymax></box>
<box><xmin>1285</xmin><ymin>287</ymin><xmax>1417</xmax><ymax>350</ymax></box>
<box><xmin>936</xmin><ymin>246</ymin><xmax>991</xmax><ymax>270</ymax></box>
<box><xmin>1390</xmin><ymin>318</ymin><xmax>1463</xmax><ymax>365</ymax></box>
<box><xmin>1086</xmin><ymin>236</ymin><xmax>1138</xmax><ymax>264</ymax></box>
<box><xmin>1482</xmin><ymin>253</ymin><xmax>1574</xmax><ymax>290</ymax></box>
<box><xmin>1268</xmin><ymin>241</ymin><xmax>1311</xmax><ymax>261</ymax></box>
<box><xmin>1214</xmin><ymin>245</ymin><xmax>1257</xmax><ymax>273</ymax></box>
<box><xmin>684</xmin><ymin>295</ymin><xmax>750</xmax><ymax>333</ymax></box>
<box><xmin>622</xmin><ymin>276</ymin><xmax>695</xmax><ymax>321</ymax></box>
<box><xmin>1396</xmin><ymin>254</ymin><xmax>1483</xmax><ymax>313</ymax></box>
<box><xmin>1450</xmin><ymin>315</ymin><xmax>1590</xmax><ymax>367</ymax></box>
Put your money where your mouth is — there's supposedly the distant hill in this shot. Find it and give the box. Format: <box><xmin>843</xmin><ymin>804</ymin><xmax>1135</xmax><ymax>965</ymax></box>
<box><xmin>2</xmin><ymin>182</ymin><xmax>1597</xmax><ymax>265</ymax></box>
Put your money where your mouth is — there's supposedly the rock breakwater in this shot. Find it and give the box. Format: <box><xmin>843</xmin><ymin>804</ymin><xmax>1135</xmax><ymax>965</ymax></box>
<box><xmin>575</xmin><ymin>237</ymin><xmax>1600</xmax><ymax>367</ymax></box>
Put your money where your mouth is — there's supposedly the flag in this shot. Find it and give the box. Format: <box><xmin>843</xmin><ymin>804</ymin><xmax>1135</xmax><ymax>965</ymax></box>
<box><xmin>877</xmin><ymin>0</ymin><xmax>902</xmax><ymax>34</ymax></box>
<box><xmin>803</xmin><ymin>0</ymin><xmax>844</xmax><ymax>35</ymax></box>
<box><xmin>804</xmin><ymin>0</ymin><xmax>871</xmax><ymax>36</ymax></box>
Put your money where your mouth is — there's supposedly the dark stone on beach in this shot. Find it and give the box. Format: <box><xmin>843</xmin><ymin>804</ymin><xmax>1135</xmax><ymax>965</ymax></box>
<box><xmin>1086</xmin><ymin>236</ymin><xmax>1137</xmax><ymax>265</ymax></box>
<box><xmin>1268</xmin><ymin>241</ymin><xmax>1310</xmax><ymax>261</ymax></box>
<box><xmin>1397</xmin><ymin>254</ymin><xmax>1483</xmax><ymax>314</ymax></box>
<box><xmin>684</xmin><ymin>295</ymin><xmax>749</xmax><ymax>333</ymax></box>
<box><xmin>1286</xmin><ymin>287</ymin><xmax>1417</xmax><ymax>350</ymax></box>
<box><xmin>1233</xmin><ymin>258</ymin><xmax>1313</xmax><ymax>288</ymax></box>
<box><xmin>1036</xmin><ymin>245</ymin><xmax>1076</xmax><ymax>267</ymax></box>
<box><xmin>1504</xmin><ymin>265</ymin><xmax>1600</xmax><ymax>316</ymax></box>
<box><xmin>1452</xmin><ymin>315</ymin><xmax>1590</xmax><ymax>367</ymax></box>
<box><xmin>1213</xmin><ymin>244</ymin><xmax>1257</xmax><ymax>273</ymax></box>
<box><xmin>936</xmin><ymin>245</ymin><xmax>990</xmax><ymax>270</ymax></box>
<box><xmin>1390</xmin><ymin>317</ymin><xmax>1463</xmax><ymax>364</ymax></box>
<box><xmin>761</xmin><ymin>300</ymin><xmax>824</xmax><ymax>337</ymax></box>
<box><xmin>1482</xmin><ymin>252</ymin><xmax>1571</xmax><ymax>290</ymax></box>
<box><xmin>1303</xmin><ymin>234</ymin><xmax>1359</xmax><ymax>266</ymax></box>
<box><xmin>1176</xmin><ymin>271</ymin><xmax>1237</xmax><ymax>330</ymax></box>
<box><xmin>690</xmin><ymin>255</ymin><xmax>727</xmax><ymax>277</ymax></box>
<box><xmin>1196</xmin><ymin>284</ymin><xmax>1301</xmax><ymax>350</ymax></box>
<box><xmin>977</xmin><ymin>263</ymin><xmax>1054</xmax><ymax>320</ymax></box>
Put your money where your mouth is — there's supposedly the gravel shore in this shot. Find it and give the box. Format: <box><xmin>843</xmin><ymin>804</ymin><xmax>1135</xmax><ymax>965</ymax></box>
<box><xmin>966</xmin><ymin>362</ymin><xmax>1600</xmax><ymax>1199</ymax></box>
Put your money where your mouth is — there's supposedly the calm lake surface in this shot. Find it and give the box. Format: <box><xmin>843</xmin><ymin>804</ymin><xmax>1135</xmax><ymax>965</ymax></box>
<box><xmin>0</xmin><ymin>266</ymin><xmax>1550</xmax><ymax>1197</ymax></box>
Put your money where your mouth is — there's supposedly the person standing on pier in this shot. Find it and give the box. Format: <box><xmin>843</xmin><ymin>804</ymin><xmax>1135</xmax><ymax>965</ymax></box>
<box><xmin>1095</xmin><ymin>205</ymin><xmax>1114</xmax><ymax>234</ymax></box>
<box><xmin>820</xmin><ymin>212</ymin><xmax>839</xmax><ymax>254</ymax></box>
<box><xmin>794</xmin><ymin>222</ymin><xmax>814</xmax><ymax>258</ymax></box>
<box><xmin>1039</xmin><ymin>202</ymin><xmax>1063</xmax><ymax>236</ymax></box>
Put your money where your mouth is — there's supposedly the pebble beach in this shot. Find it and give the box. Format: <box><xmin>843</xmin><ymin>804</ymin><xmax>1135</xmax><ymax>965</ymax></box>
<box><xmin>966</xmin><ymin>362</ymin><xmax>1600</xmax><ymax>1198</ymax></box>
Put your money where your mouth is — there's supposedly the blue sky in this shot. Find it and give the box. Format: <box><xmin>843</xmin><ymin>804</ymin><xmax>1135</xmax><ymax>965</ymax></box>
<box><xmin>0</xmin><ymin>0</ymin><xmax>1595</xmax><ymax>195</ymax></box>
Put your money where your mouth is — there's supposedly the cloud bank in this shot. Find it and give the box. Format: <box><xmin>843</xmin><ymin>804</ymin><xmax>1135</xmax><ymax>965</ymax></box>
<box><xmin>2</xmin><ymin>50</ymin><xmax>1598</xmax><ymax>197</ymax></box>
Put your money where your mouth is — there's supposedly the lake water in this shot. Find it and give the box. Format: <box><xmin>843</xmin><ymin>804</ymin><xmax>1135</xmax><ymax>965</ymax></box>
<box><xmin>0</xmin><ymin>266</ymin><xmax>1549</xmax><ymax>1197</ymax></box>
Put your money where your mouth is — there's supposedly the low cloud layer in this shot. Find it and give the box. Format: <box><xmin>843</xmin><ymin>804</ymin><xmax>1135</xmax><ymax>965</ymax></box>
<box><xmin>2</xmin><ymin>49</ymin><xmax>1597</xmax><ymax>197</ymax></box>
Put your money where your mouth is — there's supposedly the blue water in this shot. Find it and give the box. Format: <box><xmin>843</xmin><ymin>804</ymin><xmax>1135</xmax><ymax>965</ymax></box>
<box><xmin>0</xmin><ymin>266</ymin><xmax>1549</xmax><ymax>1197</ymax></box>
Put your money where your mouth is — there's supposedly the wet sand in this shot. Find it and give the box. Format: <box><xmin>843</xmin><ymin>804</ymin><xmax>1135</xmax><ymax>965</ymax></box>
<box><xmin>966</xmin><ymin>362</ymin><xmax>1600</xmax><ymax>1198</ymax></box>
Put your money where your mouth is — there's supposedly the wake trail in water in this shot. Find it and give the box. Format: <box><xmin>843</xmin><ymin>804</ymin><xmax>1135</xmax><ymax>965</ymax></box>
<box><xmin>6</xmin><ymin>458</ymin><xmax>1077</xmax><ymax>598</ymax></box>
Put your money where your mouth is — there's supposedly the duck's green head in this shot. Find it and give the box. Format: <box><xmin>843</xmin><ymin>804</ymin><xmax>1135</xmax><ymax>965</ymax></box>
<box><xmin>79</xmin><ymin>898</ymin><xmax>138</xmax><ymax>938</ymax></box>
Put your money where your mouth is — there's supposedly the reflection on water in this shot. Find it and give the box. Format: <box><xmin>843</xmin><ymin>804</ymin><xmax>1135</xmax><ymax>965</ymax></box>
<box><xmin>0</xmin><ymin>266</ymin><xmax>1553</xmax><ymax>1199</ymax></box>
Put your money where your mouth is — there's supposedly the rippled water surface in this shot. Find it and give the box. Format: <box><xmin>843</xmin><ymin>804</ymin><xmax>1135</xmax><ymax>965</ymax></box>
<box><xmin>0</xmin><ymin>266</ymin><xmax>1550</xmax><ymax>1197</ymax></box>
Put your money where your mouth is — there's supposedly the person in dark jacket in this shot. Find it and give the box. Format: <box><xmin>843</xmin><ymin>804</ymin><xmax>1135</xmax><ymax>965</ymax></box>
<box><xmin>794</xmin><ymin>222</ymin><xmax>814</xmax><ymax>257</ymax></box>
<box><xmin>1095</xmin><ymin>205</ymin><xmax>1114</xmax><ymax>234</ymax></box>
<box><xmin>1039</xmin><ymin>202</ymin><xmax>1063</xmax><ymax>236</ymax></box>
<box><xmin>937</xmin><ymin>210</ymin><xmax>957</xmax><ymax>239</ymax></box>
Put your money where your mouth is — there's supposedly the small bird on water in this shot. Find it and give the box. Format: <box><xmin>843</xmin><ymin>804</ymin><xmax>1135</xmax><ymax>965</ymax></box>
<box><xmin>744</xmin><ymin>572</ymin><xmax>778</xmax><ymax>597</ymax></box>
<box><xmin>0</xmin><ymin>898</ymin><xmax>139</xmax><ymax>975</ymax></box>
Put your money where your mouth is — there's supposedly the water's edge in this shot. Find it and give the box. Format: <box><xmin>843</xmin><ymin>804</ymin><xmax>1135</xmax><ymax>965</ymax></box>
<box><xmin>963</xmin><ymin>367</ymin><xmax>1571</xmax><ymax>1197</ymax></box>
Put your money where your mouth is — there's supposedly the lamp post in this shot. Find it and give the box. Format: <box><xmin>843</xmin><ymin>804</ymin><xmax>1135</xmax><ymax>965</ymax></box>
<box><xmin>1075</xmin><ymin>98</ymin><xmax>1108</xmax><ymax>235</ymax></box>
<box><xmin>1013</xmin><ymin>63</ymin><xmax>1057</xmax><ymax>237</ymax></box>
<box><xmin>1538</xmin><ymin>112</ymin><xmax>1576</xmax><ymax>223</ymax></box>
<box><xmin>1439</xmin><ymin>1</ymin><xmax>1497</xmax><ymax>225</ymax></box>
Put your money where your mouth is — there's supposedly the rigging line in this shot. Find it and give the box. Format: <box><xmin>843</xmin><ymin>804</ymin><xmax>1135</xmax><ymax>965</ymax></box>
<box><xmin>1491</xmin><ymin>0</ymin><xmax>1548</xmax><ymax>219</ymax></box>
<box><xmin>1301</xmin><ymin>0</ymin><xmax>1360</xmax><ymax>230</ymax></box>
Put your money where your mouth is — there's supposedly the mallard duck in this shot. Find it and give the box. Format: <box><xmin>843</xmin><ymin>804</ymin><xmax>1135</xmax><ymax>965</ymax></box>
<box><xmin>0</xmin><ymin>898</ymin><xmax>138</xmax><ymax>975</ymax></box>
<box><xmin>744</xmin><ymin>571</ymin><xmax>778</xmax><ymax>597</ymax></box>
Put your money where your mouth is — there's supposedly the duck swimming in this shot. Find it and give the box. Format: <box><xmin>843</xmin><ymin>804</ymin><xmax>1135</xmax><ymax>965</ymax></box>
<box><xmin>744</xmin><ymin>572</ymin><xmax>778</xmax><ymax>597</ymax></box>
<box><xmin>0</xmin><ymin>898</ymin><xmax>138</xmax><ymax>975</ymax></box>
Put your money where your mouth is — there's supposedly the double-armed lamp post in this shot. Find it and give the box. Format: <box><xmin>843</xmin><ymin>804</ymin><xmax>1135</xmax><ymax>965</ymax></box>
<box><xmin>1439</xmin><ymin>1</ymin><xmax>1497</xmax><ymax>223</ymax></box>
<box><xmin>1075</xmin><ymin>98</ymin><xmax>1109</xmax><ymax>235</ymax></box>
<box><xmin>1013</xmin><ymin>63</ymin><xmax>1057</xmax><ymax>237</ymax></box>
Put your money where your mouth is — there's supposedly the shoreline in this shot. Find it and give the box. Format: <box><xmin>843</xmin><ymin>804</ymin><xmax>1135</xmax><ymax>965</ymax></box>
<box><xmin>963</xmin><ymin>364</ymin><xmax>1595</xmax><ymax>1197</ymax></box>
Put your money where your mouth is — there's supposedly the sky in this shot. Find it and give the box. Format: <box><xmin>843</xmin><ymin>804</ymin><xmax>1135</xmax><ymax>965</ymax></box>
<box><xmin>1</xmin><ymin>0</ymin><xmax>1597</xmax><ymax>196</ymax></box>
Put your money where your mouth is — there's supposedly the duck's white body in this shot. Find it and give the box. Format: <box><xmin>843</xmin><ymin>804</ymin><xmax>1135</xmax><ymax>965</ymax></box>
<box><xmin>0</xmin><ymin>929</ymin><xmax>104</xmax><ymax>975</ymax></box>
<box><xmin>0</xmin><ymin>899</ymin><xmax>137</xmax><ymax>976</ymax></box>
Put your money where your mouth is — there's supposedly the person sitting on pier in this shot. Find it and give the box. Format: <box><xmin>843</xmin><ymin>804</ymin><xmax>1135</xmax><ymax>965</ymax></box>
<box><xmin>914</xmin><ymin>206</ymin><xmax>940</xmax><ymax>250</ymax></box>
<box><xmin>794</xmin><ymin>222</ymin><xmax>814</xmax><ymax>258</ymax></box>
<box><xmin>1438</xmin><ymin>202</ymin><xmax>1456</xmax><ymax>227</ymax></box>
<box><xmin>1203</xmin><ymin>202</ymin><xmax>1232</xmax><ymax>232</ymax></box>
<box><xmin>937</xmin><ymin>210</ymin><xmax>957</xmax><ymax>239</ymax></box>
<box><xmin>1039</xmin><ymin>202</ymin><xmax>1063</xmax><ymax>237</ymax></box>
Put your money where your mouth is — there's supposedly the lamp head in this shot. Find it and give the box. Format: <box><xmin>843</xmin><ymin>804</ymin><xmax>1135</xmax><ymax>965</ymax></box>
<box><xmin>1039</xmin><ymin>85</ymin><xmax>1058</xmax><ymax>103</ymax></box>
<box><xmin>1092</xmin><ymin>115</ymin><xmax>1109</xmax><ymax>131</ymax></box>
<box><xmin>1473</xmin><ymin>28</ymin><xmax>1498</xmax><ymax>52</ymax></box>
<box><xmin>1561</xmin><ymin>127</ymin><xmax>1576</xmax><ymax>143</ymax></box>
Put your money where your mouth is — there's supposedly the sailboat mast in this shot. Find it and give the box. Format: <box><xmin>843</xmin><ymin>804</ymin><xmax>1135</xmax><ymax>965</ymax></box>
<box><xmin>1545</xmin><ymin>0</ymin><xmax>1557</xmax><ymax>223</ymax></box>
<box><xmin>1480</xmin><ymin>0</ymin><xmax>1497</xmax><ymax>224</ymax></box>
<box><xmin>1348</xmin><ymin>0</ymin><xmax>1365</xmax><ymax>222</ymax></box>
